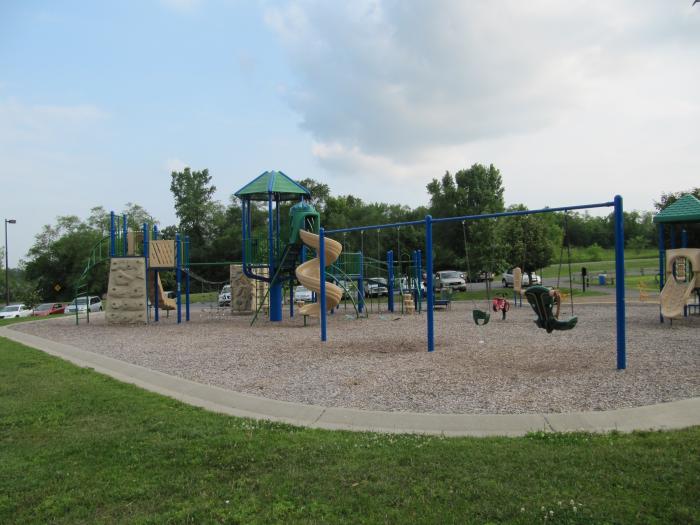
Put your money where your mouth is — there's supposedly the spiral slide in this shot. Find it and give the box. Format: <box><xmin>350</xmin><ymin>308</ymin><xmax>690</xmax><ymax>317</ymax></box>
<box><xmin>295</xmin><ymin>230</ymin><xmax>343</xmax><ymax>317</ymax></box>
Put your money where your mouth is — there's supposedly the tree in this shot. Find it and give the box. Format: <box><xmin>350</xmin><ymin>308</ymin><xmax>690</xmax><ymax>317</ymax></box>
<box><xmin>654</xmin><ymin>187</ymin><xmax>700</xmax><ymax>212</ymax></box>
<box><xmin>427</xmin><ymin>164</ymin><xmax>505</xmax><ymax>274</ymax></box>
<box><xmin>170</xmin><ymin>167</ymin><xmax>218</xmax><ymax>254</ymax></box>
<box><xmin>24</xmin><ymin>219</ymin><xmax>105</xmax><ymax>301</ymax></box>
<box><xmin>498</xmin><ymin>205</ymin><xmax>555</xmax><ymax>280</ymax></box>
<box><xmin>297</xmin><ymin>178</ymin><xmax>330</xmax><ymax>212</ymax></box>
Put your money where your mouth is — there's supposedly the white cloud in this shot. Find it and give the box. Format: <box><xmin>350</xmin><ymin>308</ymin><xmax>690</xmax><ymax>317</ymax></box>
<box><xmin>266</xmin><ymin>0</ymin><xmax>700</xmax><ymax>211</ymax></box>
<box><xmin>165</xmin><ymin>158</ymin><xmax>188</xmax><ymax>173</ymax></box>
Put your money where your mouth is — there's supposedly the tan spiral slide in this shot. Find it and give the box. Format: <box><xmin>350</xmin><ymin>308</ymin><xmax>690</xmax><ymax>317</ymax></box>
<box><xmin>295</xmin><ymin>230</ymin><xmax>344</xmax><ymax>317</ymax></box>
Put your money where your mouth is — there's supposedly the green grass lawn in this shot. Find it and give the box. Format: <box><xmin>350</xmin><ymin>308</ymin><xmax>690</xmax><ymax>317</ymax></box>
<box><xmin>188</xmin><ymin>291</ymin><xmax>219</xmax><ymax>304</ymax></box>
<box><xmin>1</xmin><ymin>337</ymin><xmax>698</xmax><ymax>524</ymax></box>
<box><xmin>540</xmin><ymin>257</ymin><xmax>659</xmax><ymax>280</ymax></box>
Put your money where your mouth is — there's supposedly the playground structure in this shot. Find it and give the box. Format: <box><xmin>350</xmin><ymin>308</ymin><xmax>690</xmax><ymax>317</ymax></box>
<box><xmin>653</xmin><ymin>193</ymin><xmax>700</xmax><ymax>322</ymax></box>
<box><xmin>235</xmin><ymin>171</ymin><xmax>424</xmax><ymax>324</ymax></box>
<box><xmin>73</xmin><ymin>211</ymin><xmax>192</xmax><ymax>325</ymax></box>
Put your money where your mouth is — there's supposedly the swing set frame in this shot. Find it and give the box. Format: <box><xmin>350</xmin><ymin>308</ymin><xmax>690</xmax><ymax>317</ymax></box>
<box><xmin>319</xmin><ymin>196</ymin><xmax>627</xmax><ymax>370</ymax></box>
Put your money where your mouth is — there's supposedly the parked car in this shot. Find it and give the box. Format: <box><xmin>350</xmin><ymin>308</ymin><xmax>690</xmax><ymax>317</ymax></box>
<box><xmin>365</xmin><ymin>277</ymin><xmax>389</xmax><ymax>297</ymax></box>
<box><xmin>294</xmin><ymin>285</ymin><xmax>314</xmax><ymax>302</ymax></box>
<box><xmin>0</xmin><ymin>304</ymin><xmax>33</xmax><ymax>319</ymax></box>
<box><xmin>334</xmin><ymin>279</ymin><xmax>355</xmax><ymax>298</ymax></box>
<box><xmin>66</xmin><ymin>296</ymin><xmax>102</xmax><ymax>314</ymax></box>
<box><xmin>434</xmin><ymin>270</ymin><xmax>467</xmax><ymax>292</ymax></box>
<box><xmin>218</xmin><ymin>285</ymin><xmax>231</xmax><ymax>307</ymax></box>
<box><xmin>501</xmin><ymin>268</ymin><xmax>541</xmax><ymax>288</ymax></box>
<box><xmin>32</xmin><ymin>303</ymin><xmax>66</xmax><ymax>317</ymax></box>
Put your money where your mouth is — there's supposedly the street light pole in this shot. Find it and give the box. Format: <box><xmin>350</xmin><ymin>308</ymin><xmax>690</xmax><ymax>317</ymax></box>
<box><xmin>4</xmin><ymin>219</ymin><xmax>16</xmax><ymax>305</ymax></box>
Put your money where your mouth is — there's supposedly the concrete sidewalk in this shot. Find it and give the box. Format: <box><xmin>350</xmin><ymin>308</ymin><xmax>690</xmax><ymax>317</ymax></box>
<box><xmin>2</xmin><ymin>326</ymin><xmax>698</xmax><ymax>437</ymax></box>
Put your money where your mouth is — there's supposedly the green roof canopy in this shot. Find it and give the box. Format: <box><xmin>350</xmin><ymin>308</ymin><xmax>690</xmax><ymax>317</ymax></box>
<box><xmin>234</xmin><ymin>171</ymin><xmax>310</xmax><ymax>201</ymax></box>
<box><xmin>653</xmin><ymin>194</ymin><xmax>700</xmax><ymax>224</ymax></box>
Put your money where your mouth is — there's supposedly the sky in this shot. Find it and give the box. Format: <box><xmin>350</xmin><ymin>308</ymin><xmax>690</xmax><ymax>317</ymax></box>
<box><xmin>1</xmin><ymin>0</ymin><xmax>698</xmax><ymax>266</ymax></box>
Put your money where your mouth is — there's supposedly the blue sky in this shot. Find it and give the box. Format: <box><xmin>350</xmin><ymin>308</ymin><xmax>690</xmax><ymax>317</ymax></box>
<box><xmin>2</xmin><ymin>1</ymin><xmax>699</xmax><ymax>266</ymax></box>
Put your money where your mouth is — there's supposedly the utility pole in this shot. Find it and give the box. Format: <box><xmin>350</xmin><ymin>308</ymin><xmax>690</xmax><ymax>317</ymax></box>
<box><xmin>4</xmin><ymin>218</ymin><xmax>16</xmax><ymax>305</ymax></box>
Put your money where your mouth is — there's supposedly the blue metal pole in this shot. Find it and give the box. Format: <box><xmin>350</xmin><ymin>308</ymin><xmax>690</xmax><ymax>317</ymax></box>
<box><xmin>425</xmin><ymin>216</ymin><xmax>434</xmax><ymax>352</ymax></box>
<box><xmin>290</xmin><ymin>284</ymin><xmax>294</xmax><ymax>318</ymax></box>
<box><xmin>681</xmin><ymin>228</ymin><xmax>688</xmax><ymax>248</ymax></box>
<box><xmin>143</xmin><ymin>223</ymin><xmax>149</xmax><ymax>322</ymax></box>
<box><xmin>319</xmin><ymin>227</ymin><xmax>327</xmax><ymax>342</ymax></box>
<box><xmin>275</xmin><ymin>195</ymin><xmax>281</xmax><ymax>262</ymax></box>
<box><xmin>613</xmin><ymin>195</ymin><xmax>626</xmax><ymax>370</ymax></box>
<box><xmin>153</xmin><ymin>225</ymin><xmax>159</xmax><ymax>322</ymax></box>
<box><xmin>110</xmin><ymin>211</ymin><xmax>116</xmax><ymax>257</ymax></box>
<box><xmin>387</xmin><ymin>250</ymin><xmax>394</xmax><ymax>312</ymax></box>
<box><xmin>185</xmin><ymin>235</ymin><xmax>190</xmax><ymax>322</ymax></box>
<box><xmin>416</xmin><ymin>249</ymin><xmax>423</xmax><ymax>313</ymax></box>
<box><xmin>176</xmin><ymin>233</ymin><xmax>182</xmax><ymax>324</ymax></box>
<box><xmin>122</xmin><ymin>214</ymin><xmax>128</xmax><ymax>256</ymax></box>
<box><xmin>670</xmin><ymin>225</ymin><xmax>676</xmax><ymax>249</ymax></box>
<box><xmin>268</xmin><ymin>193</ymin><xmax>282</xmax><ymax>322</ymax></box>
<box><xmin>358</xmin><ymin>251</ymin><xmax>364</xmax><ymax>314</ymax></box>
<box><xmin>326</xmin><ymin>200</ymin><xmax>615</xmax><ymax>235</ymax></box>
<box><xmin>658</xmin><ymin>225</ymin><xmax>665</xmax><ymax>291</ymax></box>
<box><xmin>658</xmin><ymin>224</ymin><xmax>665</xmax><ymax>323</ymax></box>
<box><xmin>241</xmin><ymin>200</ymin><xmax>247</xmax><ymax>269</ymax></box>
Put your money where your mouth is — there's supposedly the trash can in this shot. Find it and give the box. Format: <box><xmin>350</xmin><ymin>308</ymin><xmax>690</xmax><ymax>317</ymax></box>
<box><xmin>598</xmin><ymin>274</ymin><xmax>606</xmax><ymax>285</ymax></box>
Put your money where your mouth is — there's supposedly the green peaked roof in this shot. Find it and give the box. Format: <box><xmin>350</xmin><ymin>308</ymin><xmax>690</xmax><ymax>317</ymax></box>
<box><xmin>235</xmin><ymin>171</ymin><xmax>310</xmax><ymax>201</ymax></box>
<box><xmin>653</xmin><ymin>194</ymin><xmax>700</xmax><ymax>224</ymax></box>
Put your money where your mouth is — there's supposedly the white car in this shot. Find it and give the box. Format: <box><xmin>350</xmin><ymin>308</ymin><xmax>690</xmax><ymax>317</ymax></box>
<box><xmin>66</xmin><ymin>296</ymin><xmax>103</xmax><ymax>314</ymax></box>
<box><xmin>218</xmin><ymin>285</ymin><xmax>231</xmax><ymax>307</ymax></box>
<box><xmin>434</xmin><ymin>270</ymin><xmax>467</xmax><ymax>292</ymax></box>
<box><xmin>294</xmin><ymin>286</ymin><xmax>313</xmax><ymax>302</ymax></box>
<box><xmin>0</xmin><ymin>304</ymin><xmax>33</xmax><ymax>319</ymax></box>
<box><xmin>501</xmin><ymin>269</ymin><xmax>541</xmax><ymax>288</ymax></box>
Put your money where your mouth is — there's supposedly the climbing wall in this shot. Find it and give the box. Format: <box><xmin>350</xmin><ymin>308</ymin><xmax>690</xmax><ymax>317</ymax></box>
<box><xmin>106</xmin><ymin>257</ymin><xmax>147</xmax><ymax>324</ymax></box>
<box><xmin>228</xmin><ymin>265</ymin><xmax>269</xmax><ymax>315</ymax></box>
<box><xmin>229</xmin><ymin>265</ymin><xmax>253</xmax><ymax>314</ymax></box>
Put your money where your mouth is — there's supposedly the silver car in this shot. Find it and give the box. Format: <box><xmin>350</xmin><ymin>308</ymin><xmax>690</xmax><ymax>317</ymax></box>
<box><xmin>66</xmin><ymin>296</ymin><xmax>102</xmax><ymax>313</ymax></box>
<box><xmin>434</xmin><ymin>270</ymin><xmax>467</xmax><ymax>292</ymax></box>
<box><xmin>501</xmin><ymin>268</ymin><xmax>541</xmax><ymax>288</ymax></box>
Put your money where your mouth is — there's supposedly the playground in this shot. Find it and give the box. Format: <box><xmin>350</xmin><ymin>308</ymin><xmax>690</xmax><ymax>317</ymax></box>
<box><xmin>12</xmin><ymin>299</ymin><xmax>699</xmax><ymax>415</ymax></box>
<box><xmin>19</xmin><ymin>172</ymin><xmax>697</xmax><ymax>421</ymax></box>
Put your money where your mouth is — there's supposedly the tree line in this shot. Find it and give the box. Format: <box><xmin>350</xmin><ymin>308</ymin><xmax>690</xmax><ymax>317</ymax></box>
<box><xmin>5</xmin><ymin>165</ymin><xmax>696</xmax><ymax>306</ymax></box>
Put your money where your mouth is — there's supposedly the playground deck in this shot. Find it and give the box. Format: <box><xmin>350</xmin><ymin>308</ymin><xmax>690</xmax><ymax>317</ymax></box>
<box><xmin>11</xmin><ymin>302</ymin><xmax>699</xmax><ymax>415</ymax></box>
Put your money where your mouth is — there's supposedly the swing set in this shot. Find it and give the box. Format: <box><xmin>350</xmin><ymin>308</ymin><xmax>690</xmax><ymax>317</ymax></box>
<box><xmin>317</xmin><ymin>196</ymin><xmax>628</xmax><ymax>370</ymax></box>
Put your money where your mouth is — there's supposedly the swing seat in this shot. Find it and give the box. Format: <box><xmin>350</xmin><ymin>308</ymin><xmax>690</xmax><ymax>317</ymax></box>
<box><xmin>472</xmin><ymin>309</ymin><xmax>490</xmax><ymax>325</ymax></box>
<box><xmin>524</xmin><ymin>286</ymin><xmax>577</xmax><ymax>333</ymax></box>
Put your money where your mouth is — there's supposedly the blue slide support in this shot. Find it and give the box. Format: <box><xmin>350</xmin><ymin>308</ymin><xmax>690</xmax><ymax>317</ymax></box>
<box><xmin>319</xmin><ymin>227</ymin><xmax>327</xmax><ymax>342</ymax></box>
<box><xmin>268</xmin><ymin>192</ymin><xmax>282</xmax><ymax>322</ymax></box>
<box><xmin>613</xmin><ymin>195</ymin><xmax>626</xmax><ymax>370</ymax></box>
